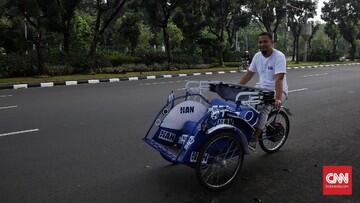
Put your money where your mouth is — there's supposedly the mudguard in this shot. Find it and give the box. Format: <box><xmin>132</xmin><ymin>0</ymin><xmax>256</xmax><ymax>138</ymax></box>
<box><xmin>206</xmin><ymin>124</ymin><xmax>250</xmax><ymax>154</ymax></box>
<box><xmin>177</xmin><ymin>121</ymin><xmax>252</xmax><ymax>167</ymax></box>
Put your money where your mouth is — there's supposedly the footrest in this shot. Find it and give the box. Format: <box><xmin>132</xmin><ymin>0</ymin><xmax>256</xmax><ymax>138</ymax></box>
<box><xmin>144</xmin><ymin>138</ymin><xmax>177</xmax><ymax>161</ymax></box>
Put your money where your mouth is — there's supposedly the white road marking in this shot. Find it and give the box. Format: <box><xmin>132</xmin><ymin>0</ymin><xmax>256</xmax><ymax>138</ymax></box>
<box><xmin>139</xmin><ymin>79</ymin><xmax>188</xmax><ymax>86</ymax></box>
<box><xmin>230</xmin><ymin>70</ymin><xmax>237</xmax><ymax>73</ymax></box>
<box><xmin>128</xmin><ymin>77</ymin><xmax>139</xmax><ymax>81</ymax></box>
<box><xmin>109</xmin><ymin>78</ymin><xmax>120</xmax><ymax>82</ymax></box>
<box><xmin>205</xmin><ymin>72</ymin><xmax>213</xmax><ymax>75</ymax></box>
<box><xmin>14</xmin><ymin>84</ymin><xmax>28</xmax><ymax>89</ymax></box>
<box><xmin>163</xmin><ymin>75</ymin><xmax>172</xmax><ymax>78</ymax></box>
<box><xmin>303</xmin><ymin>73</ymin><xmax>328</xmax><ymax>78</ymax></box>
<box><xmin>193</xmin><ymin>73</ymin><xmax>201</xmax><ymax>76</ymax></box>
<box><xmin>288</xmin><ymin>88</ymin><xmax>308</xmax><ymax>93</ymax></box>
<box><xmin>0</xmin><ymin>95</ymin><xmax>12</xmax><ymax>98</ymax></box>
<box><xmin>65</xmin><ymin>81</ymin><xmax>77</xmax><ymax>86</ymax></box>
<box><xmin>0</xmin><ymin>128</ymin><xmax>39</xmax><ymax>137</ymax></box>
<box><xmin>146</xmin><ymin>76</ymin><xmax>156</xmax><ymax>79</ymax></box>
<box><xmin>88</xmin><ymin>79</ymin><xmax>100</xmax><ymax>84</ymax></box>
<box><xmin>40</xmin><ymin>82</ymin><xmax>54</xmax><ymax>87</ymax></box>
<box><xmin>0</xmin><ymin>105</ymin><xmax>18</xmax><ymax>110</ymax></box>
<box><xmin>179</xmin><ymin>74</ymin><xmax>187</xmax><ymax>77</ymax></box>
<box><xmin>218</xmin><ymin>71</ymin><xmax>225</xmax><ymax>74</ymax></box>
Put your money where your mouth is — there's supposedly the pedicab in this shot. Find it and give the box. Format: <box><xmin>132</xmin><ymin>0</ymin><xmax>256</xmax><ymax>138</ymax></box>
<box><xmin>143</xmin><ymin>81</ymin><xmax>291</xmax><ymax>190</ymax></box>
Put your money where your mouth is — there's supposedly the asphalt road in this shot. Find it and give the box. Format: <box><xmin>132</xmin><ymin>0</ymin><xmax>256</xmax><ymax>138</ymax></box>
<box><xmin>0</xmin><ymin>65</ymin><xmax>359</xmax><ymax>203</ymax></box>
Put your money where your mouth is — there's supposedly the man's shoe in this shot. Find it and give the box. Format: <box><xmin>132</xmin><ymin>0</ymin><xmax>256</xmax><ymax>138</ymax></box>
<box><xmin>248</xmin><ymin>137</ymin><xmax>257</xmax><ymax>151</ymax></box>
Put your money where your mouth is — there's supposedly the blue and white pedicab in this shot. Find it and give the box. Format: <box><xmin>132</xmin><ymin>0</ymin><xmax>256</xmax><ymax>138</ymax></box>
<box><xmin>143</xmin><ymin>81</ymin><xmax>291</xmax><ymax>190</ymax></box>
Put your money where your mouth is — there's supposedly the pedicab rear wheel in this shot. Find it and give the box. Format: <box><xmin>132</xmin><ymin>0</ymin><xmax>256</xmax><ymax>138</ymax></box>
<box><xmin>195</xmin><ymin>131</ymin><xmax>244</xmax><ymax>191</ymax></box>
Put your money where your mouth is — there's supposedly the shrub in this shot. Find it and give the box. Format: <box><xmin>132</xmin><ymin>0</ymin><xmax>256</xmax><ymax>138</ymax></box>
<box><xmin>148</xmin><ymin>63</ymin><xmax>164</xmax><ymax>71</ymax></box>
<box><xmin>224</xmin><ymin>62</ymin><xmax>240</xmax><ymax>67</ymax></box>
<box><xmin>101</xmin><ymin>53</ymin><xmax>142</xmax><ymax>66</ymax></box>
<box><xmin>141</xmin><ymin>52</ymin><xmax>167</xmax><ymax>65</ymax></box>
<box><xmin>0</xmin><ymin>53</ymin><xmax>35</xmax><ymax>77</ymax></box>
<box><xmin>96</xmin><ymin>66</ymin><xmax>127</xmax><ymax>74</ymax></box>
<box><xmin>47</xmin><ymin>65</ymin><xmax>75</xmax><ymax>76</ymax></box>
<box><xmin>121</xmin><ymin>63</ymin><xmax>149</xmax><ymax>72</ymax></box>
<box><xmin>308</xmin><ymin>49</ymin><xmax>340</xmax><ymax>62</ymax></box>
<box><xmin>224</xmin><ymin>50</ymin><xmax>241</xmax><ymax>62</ymax></box>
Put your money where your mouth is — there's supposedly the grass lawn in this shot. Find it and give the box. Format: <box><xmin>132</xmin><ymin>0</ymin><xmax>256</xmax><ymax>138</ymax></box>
<box><xmin>0</xmin><ymin>61</ymin><xmax>356</xmax><ymax>85</ymax></box>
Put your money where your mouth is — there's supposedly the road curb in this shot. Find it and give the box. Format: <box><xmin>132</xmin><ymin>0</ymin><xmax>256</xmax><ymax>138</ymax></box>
<box><xmin>1</xmin><ymin>63</ymin><xmax>359</xmax><ymax>90</ymax></box>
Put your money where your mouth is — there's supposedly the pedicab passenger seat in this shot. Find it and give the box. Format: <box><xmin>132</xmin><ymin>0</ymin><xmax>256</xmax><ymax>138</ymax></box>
<box><xmin>209</xmin><ymin>83</ymin><xmax>275</xmax><ymax>105</ymax></box>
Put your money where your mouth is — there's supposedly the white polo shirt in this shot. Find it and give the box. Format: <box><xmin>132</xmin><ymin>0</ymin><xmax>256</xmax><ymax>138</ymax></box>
<box><xmin>249</xmin><ymin>49</ymin><xmax>288</xmax><ymax>95</ymax></box>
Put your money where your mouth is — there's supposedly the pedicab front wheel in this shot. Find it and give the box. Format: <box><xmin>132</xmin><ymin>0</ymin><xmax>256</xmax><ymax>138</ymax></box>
<box><xmin>195</xmin><ymin>131</ymin><xmax>244</xmax><ymax>191</ymax></box>
<box><xmin>259</xmin><ymin>111</ymin><xmax>290</xmax><ymax>153</ymax></box>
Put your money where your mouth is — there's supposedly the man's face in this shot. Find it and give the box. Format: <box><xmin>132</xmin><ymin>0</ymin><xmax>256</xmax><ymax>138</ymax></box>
<box><xmin>258</xmin><ymin>35</ymin><xmax>273</xmax><ymax>54</ymax></box>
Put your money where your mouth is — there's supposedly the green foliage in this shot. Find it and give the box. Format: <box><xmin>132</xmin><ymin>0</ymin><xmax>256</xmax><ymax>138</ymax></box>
<box><xmin>136</xmin><ymin>23</ymin><xmax>154</xmax><ymax>53</ymax></box>
<box><xmin>72</xmin><ymin>12</ymin><xmax>93</xmax><ymax>52</ymax></box>
<box><xmin>248</xmin><ymin>0</ymin><xmax>286</xmax><ymax>41</ymax></box>
<box><xmin>322</xmin><ymin>0</ymin><xmax>360</xmax><ymax>60</ymax></box>
<box><xmin>101</xmin><ymin>52</ymin><xmax>142</xmax><ymax>66</ymax></box>
<box><xmin>0</xmin><ymin>53</ymin><xmax>34</xmax><ymax>77</ymax></box>
<box><xmin>155</xmin><ymin>22</ymin><xmax>184</xmax><ymax>51</ymax></box>
<box><xmin>47</xmin><ymin>65</ymin><xmax>75</xmax><ymax>76</ymax></box>
<box><xmin>167</xmin><ymin>22</ymin><xmax>184</xmax><ymax>50</ymax></box>
<box><xmin>1</xmin><ymin>0</ymin><xmax>360</xmax><ymax>78</ymax></box>
<box><xmin>116</xmin><ymin>12</ymin><xmax>142</xmax><ymax>55</ymax></box>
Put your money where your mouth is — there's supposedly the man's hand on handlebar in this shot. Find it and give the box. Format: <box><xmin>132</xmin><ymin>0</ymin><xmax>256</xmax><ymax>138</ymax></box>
<box><xmin>274</xmin><ymin>99</ymin><xmax>282</xmax><ymax>110</ymax></box>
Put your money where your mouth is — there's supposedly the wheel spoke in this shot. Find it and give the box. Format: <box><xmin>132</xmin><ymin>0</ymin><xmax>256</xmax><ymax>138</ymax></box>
<box><xmin>261</xmin><ymin>113</ymin><xmax>288</xmax><ymax>151</ymax></box>
<box><xmin>198</xmin><ymin>135</ymin><xmax>243</xmax><ymax>188</ymax></box>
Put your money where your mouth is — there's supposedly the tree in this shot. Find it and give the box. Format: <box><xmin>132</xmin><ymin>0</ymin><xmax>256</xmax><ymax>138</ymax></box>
<box><xmin>88</xmin><ymin>0</ymin><xmax>128</xmax><ymax>57</ymax></box>
<box><xmin>226</xmin><ymin>12</ymin><xmax>251</xmax><ymax>49</ymax></box>
<box><xmin>0</xmin><ymin>11</ymin><xmax>25</xmax><ymax>53</ymax></box>
<box><xmin>8</xmin><ymin>0</ymin><xmax>61</xmax><ymax>74</ymax></box>
<box><xmin>249</xmin><ymin>0</ymin><xmax>285</xmax><ymax>42</ymax></box>
<box><xmin>55</xmin><ymin>0</ymin><xmax>81</xmax><ymax>54</ymax></box>
<box><xmin>287</xmin><ymin>0</ymin><xmax>316</xmax><ymax>62</ymax></box>
<box><xmin>136</xmin><ymin>23</ymin><xmax>154</xmax><ymax>53</ymax></box>
<box><xmin>172</xmin><ymin>0</ymin><xmax>206</xmax><ymax>58</ymax></box>
<box><xmin>307</xmin><ymin>22</ymin><xmax>320</xmax><ymax>49</ymax></box>
<box><xmin>199</xmin><ymin>0</ymin><xmax>250</xmax><ymax>66</ymax></box>
<box><xmin>324</xmin><ymin>23</ymin><xmax>339</xmax><ymax>56</ymax></box>
<box><xmin>73</xmin><ymin>12</ymin><xmax>93</xmax><ymax>51</ymax></box>
<box><xmin>143</xmin><ymin>0</ymin><xmax>182</xmax><ymax>66</ymax></box>
<box><xmin>116</xmin><ymin>12</ymin><xmax>142</xmax><ymax>55</ymax></box>
<box><xmin>322</xmin><ymin>0</ymin><xmax>360</xmax><ymax>60</ymax></box>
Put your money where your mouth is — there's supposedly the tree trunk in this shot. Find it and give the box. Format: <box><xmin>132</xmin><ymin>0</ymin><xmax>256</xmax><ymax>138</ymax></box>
<box><xmin>218</xmin><ymin>48</ymin><xmax>224</xmax><ymax>66</ymax></box>
<box><xmin>130</xmin><ymin>45</ymin><xmax>135</xmax><ymax>56</ymax></box>
<box><xmin>332</xmin><ymin>38</ymin><xmax>337</xmax><ymax>56</ymax></box>
<box><xmin>89</xmin><ymin>11</ymin><xmax>102</xmax><ymax>57</ymax></box>
<box><xmin>273</xmin><ymin>32</ymin><xmax>277</xmax><ymax>43</ymax></box>
<box><xmin>295</xmin><ymin>36</ymin><xmax>300</xmax><ymax>64</ymax></box>
<box><xmin>63</xmin><ymin>21</ymin><xmax>71</xmax><ymax>55</ymax></box>
<box><xmin>162</xmin><ymin>26</ymin><xmax>172</xmax><ymax>67</ymax></box>
<box><xmin>292</xmin><ymin>36</ymin><xmax>296</xmax><ymax>61</ymax></box>
<box><xmin>35</xmin><ymin>31</ymin><xmax>46</xmax><ymax>74</ymax></box>
<box><xmin>350</xmin><ymin>42</ymin><xmax>356</xmax><ymax>61</ymax></box>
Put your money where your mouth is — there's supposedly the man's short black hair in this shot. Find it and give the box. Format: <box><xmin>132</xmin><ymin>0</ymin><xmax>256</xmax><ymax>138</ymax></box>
<box><xmin>258</xmin><ymin>32</ymin><xmax>273</xmax><ymax>41</ymax></box>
